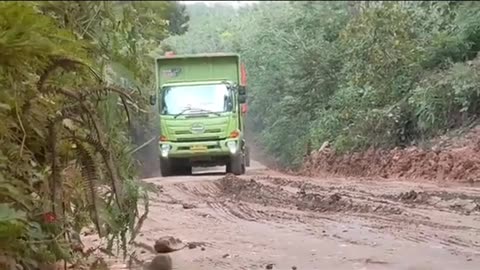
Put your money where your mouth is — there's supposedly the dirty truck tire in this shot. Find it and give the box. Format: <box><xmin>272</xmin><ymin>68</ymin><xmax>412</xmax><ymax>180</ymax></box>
<box><xmin>184</xmin><ymin>165</ymin><xmax>193</xmax><ymax>175</ymax></box>
<box><xmin>227</xmin><ymin>154</ymin><xmax>245</xmax><ymax>175</ymax></box>
<box><xmin>171</xmin><ymin>160</ymin><xmax>192</xmax><ymax>176</ymax></box>
<box><xmin>160</xmin><ymin>159</ymin><xmax>172</xmax><ymax>177</ymax></box>
<box><xmin>245</xmin><ymin>146</ymin><xmax>250</xmax><ymax>167</ymax></box>
<box><xmin>176</xmin><ymin>165</ymin><xmax>192</xmax><ymax>176</ymax></box>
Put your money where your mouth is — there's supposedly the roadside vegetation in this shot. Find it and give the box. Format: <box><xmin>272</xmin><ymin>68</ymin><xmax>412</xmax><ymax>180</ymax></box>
<box><xmin>164</xmin><ymin>1</ymin><xmax>480</xmax><ymax>168</ymax></box>
<box><xmin>0</xmin><ymin>1</ymin><xmax>188</xmax><ymax>269</ymax></box>
<box><xmin>3</xmin><ymin>0</ymin><xmax>480</xmax><ymax>268</ymax></box>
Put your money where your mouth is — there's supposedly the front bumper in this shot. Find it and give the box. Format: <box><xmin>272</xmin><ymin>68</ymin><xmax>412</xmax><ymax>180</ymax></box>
<box><xmin>159</xmin><ymin>138</ymin><xmax>241</xmax><ymax>159</ymax></box>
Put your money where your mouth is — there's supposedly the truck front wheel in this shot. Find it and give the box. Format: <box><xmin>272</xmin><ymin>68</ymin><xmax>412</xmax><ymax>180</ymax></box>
<box><xmin>245</xmin><ymin>146</ymin><xmax>250</xmax><ymax>167</ymax></box>
<box><xmin>226</xmin><ymin>154</ymin><xmax>245</xmax><ymax>175</ymax></box>
<box><xmin>176</xmin><ymin>164</ymin><xmax>192</xmax><ymax>176</ymax></box>
<box><xmin>160</xmin><ymin>158</ymin><xmax>172</xmax><ymax>177</ymax></box>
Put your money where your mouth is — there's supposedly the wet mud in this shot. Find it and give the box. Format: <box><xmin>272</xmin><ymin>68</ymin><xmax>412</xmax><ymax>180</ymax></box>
<box><xmin>86</xmin><ymin>160</ymin><xmax>480</xmax><ymax>270</ymax></box>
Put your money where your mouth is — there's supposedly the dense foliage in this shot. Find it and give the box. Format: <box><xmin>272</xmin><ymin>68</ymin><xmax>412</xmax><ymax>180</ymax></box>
<box><xmin>165</xmin><ymin>1</ymin><xmax>480</xmax><ymax>167</ymax></box>
<box><xmin>0</xmin><ymin>1</ymin><xmax>187</xmax><ymax>269</ymax></box>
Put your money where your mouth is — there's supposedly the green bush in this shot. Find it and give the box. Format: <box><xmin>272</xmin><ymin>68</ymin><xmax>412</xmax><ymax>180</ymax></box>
<box><xmin>411</xmin><ymin>61</ymin><xmax>480</xmax><ymax>138</ymax></box>
<box><xmin>165</xmin><ymin>1</ymin><xmax>480</xmax><ymax>168</ymax></box>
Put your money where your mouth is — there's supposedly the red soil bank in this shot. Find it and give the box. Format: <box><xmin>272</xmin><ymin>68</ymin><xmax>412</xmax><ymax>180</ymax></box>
<box><xmin>302</xmin><ymin>127</ymin><xmax>480</xmax><ymax>183</ymax></box>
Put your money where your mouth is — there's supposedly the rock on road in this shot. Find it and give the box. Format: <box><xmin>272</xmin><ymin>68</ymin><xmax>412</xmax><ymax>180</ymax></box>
<box><xmin>104</xmin><ymin>160</ymin><xmax>480</xmax><ymax>270</ymax></box>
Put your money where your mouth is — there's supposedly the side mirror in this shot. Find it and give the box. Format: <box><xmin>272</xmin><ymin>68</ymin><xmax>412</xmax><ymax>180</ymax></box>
<box><xmin>238</xmin><ymin>85</ymin><xmax>246</xmax><ymax>96</ymax></box>
<box><xmin>149</xmin><ymin>95</ymin><xmax>156</xmax><ymax>106</ymax></box>
<box><xmin>238</xmin><ymin>94</ymin><xmax>247</xmax><ymax>104</ymax></box>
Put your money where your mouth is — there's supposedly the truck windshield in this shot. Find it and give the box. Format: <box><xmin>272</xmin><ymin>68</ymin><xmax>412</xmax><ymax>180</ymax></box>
<box><xmin>160</xmin><ymin>84</ymin><xmax>233</xmax><ymax>115</ymax></box>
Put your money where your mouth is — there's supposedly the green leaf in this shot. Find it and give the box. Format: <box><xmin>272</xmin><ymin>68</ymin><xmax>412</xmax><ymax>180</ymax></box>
<box><xmin>0</xmin><ymin>204</ymin><xmax>27</xmax><ymax>222</ymax></box>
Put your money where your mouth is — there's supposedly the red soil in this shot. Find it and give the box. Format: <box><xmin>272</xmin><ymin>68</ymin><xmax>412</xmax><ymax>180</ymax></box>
<box><xmin>301</xmin><ymin>127</ymin><xmax>480</xmax><ymax>183</ymax></box>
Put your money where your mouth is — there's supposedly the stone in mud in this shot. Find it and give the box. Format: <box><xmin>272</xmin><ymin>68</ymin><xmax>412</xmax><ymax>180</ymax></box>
<box><xmin>463</xmin><ymin>201</ymin><xmax>479</xmax><ymax>212</ymax></box>
<box><xmin>144</xmin><ymin>254</ymin><xmax>172</xmax><ymax>270</ymax></box>
<box><xmin>154</xmin><ymin>236</ymin><xmax>187</xmax><ymax>253</ymax></box>
<box><xmin>182</xmin><ymin>203</ymin><xmax>197</xmax><ymax>209</ymax></box>
<box><xmin>428</xmin><ymin>196</ymin><xmax>443</xmax><ymax>205</ymax></box>
<box><xmin>446</xmin><ymin>198</ymin><xmax>477</xmax><ymax>212</ymax></box>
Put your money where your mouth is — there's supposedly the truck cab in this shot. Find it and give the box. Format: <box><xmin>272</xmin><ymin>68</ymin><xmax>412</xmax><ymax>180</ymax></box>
<box><xmin>150</xmin><ymin>53</ymin><xmax>249</xmax><ymax>176</ymax></box>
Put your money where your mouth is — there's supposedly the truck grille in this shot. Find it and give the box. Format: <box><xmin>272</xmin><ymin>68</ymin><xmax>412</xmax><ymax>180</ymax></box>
<box><xmin>175</xmin><ymin>128</ymin><xmax>222</xmax><ymax>135</ymax></box>
<box><xmin>176</xmin><ymin>137</ymin><xmax>222</xmax><ymax>142</ymax></box>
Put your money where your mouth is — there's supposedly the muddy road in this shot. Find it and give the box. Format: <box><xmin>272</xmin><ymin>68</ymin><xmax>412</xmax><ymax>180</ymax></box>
<box><xmin>104</xmin><ymin>160</ymin><xmax>480</xmax><ymax>270</ymax></box>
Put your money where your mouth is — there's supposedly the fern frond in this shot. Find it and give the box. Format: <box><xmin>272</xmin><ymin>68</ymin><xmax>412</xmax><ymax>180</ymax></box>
<box><xmin>73</xmin><ymin>134</ymin><xmax>124</xmax><ymax>211</ymax></box>
<box><xmin>120</xmin><ymin>96</ymin><xmax>132</xmax><ymax>128</ymax></box>
<box><xmin>37</xmin><ymin>58</ymin><xmax>87</xmax><ymax>92</ymax></box>
<box><xmin>74</xmin><ymin>141</ymin><xmax>103</xmax><ymax>237</ymax></box>
<box><xmin>94</xmin><ymin>86</ymin><xmax>134</xmax><ymax>102</ymax></box>
<box><xmin>129</xmin><ymin>191</ymin><xmax>149</xmax><ymax>243</ymax></box>
<box><xmin>85</xmin><ymin>135</ymin><xmax>109</xmax><ymax>157</ymax></box>
<box><xmin>47</xmin><ymin>120</ymin><xmax>62</xmax><ymax>216</ymax></box>
<box><xmin>58</xmin><ymin>103</ymin><xmax>124</xmax><ymax>212</ymax></box>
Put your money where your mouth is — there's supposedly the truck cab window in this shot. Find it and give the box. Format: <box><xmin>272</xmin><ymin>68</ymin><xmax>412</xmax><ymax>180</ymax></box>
<box><xmin>161</xmin><ymin>83</ymin><xmax>234</xmax><ymax>115</ymax></box>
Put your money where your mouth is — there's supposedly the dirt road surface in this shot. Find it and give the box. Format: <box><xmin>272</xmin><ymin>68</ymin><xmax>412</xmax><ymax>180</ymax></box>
<box><xmin>103</xmin><ymin>160</ymin><xmax>480</xmax><ymax>270</ymax></box>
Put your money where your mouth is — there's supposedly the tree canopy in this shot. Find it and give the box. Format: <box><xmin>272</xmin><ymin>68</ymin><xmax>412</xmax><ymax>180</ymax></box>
<box><xmin>164</xmin><ymin>1</ymin><xmax>480</xmax><ymax>167</ymax></box>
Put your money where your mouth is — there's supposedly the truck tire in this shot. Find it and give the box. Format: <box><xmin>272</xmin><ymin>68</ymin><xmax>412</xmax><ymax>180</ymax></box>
<box><xmin>160</xmin><ymin>158</ymin><xmax>172</xmax><ymax>177</ymax></box>
<box><xmin>227</xmin><ymin>154</ymin><xmax>245</xmax><ymax>175</ymax></box>
<box><xmin>176</xmin><ymin>165</ymin><xmax>192</xmax><ymax>175</ymax></box>
<box><xmin>245</xmin><ymin>146</ymin><xmax>250</xmax><ymax>167</ymax></box>
<box><xmin>171</xmin><ymin>159</ymin><xmax>192</xmax><ymax>176</ymax></box>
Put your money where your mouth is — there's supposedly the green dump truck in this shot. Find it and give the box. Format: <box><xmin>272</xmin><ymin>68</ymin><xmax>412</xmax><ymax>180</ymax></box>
<box><xmin>149</xmin><ymin>52</ymin><xmax>250</xmax><ymax>176</ymax></box>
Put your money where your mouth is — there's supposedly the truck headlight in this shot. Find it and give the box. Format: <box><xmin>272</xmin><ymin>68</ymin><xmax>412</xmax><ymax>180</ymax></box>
<box><xmin>160</xmin><ymin>144</ymin><xmax>171</xmax><ymax>158</ymax></box>
<box><xmin>226</xmin><ymin>141</ymin><xmax>237</xmax><ymax>154</ymax></box>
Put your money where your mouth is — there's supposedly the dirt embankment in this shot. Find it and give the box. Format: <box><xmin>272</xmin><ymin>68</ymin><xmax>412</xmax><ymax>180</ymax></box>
<box><xmin>302</xmin><ymin>126</ymin><xmax>480</xmax><ymax>183</ymax></box>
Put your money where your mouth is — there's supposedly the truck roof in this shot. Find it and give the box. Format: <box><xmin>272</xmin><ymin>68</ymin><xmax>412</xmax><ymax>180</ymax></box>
<box><xmin>155</xmin><ymin>52</ymin><xmax>240</xmax><ymax>61</ymax></box>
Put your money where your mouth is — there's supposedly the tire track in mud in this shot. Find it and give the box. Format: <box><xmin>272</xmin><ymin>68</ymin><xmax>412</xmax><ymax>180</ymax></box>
<box><xmin>148</xmin><ymin>173</ymin><xmax>480</xmax><ymax>259</ymax></box>
<box><xmin>216</xmin><ymin>175</ymin><xmax>408</xmax><ymax>216</ymax></box>
<box><xmin>156</xmin><ymin>176</ymin><xmax>335</xmax><ymax>228</ymax></box>
<box><xmin>173</xmin><ymin>175</ymin><xmax>404</xmax><ymax>235</ymax></box>
<box><xmin>158</xmin><ymin>174</ymin><xmax>480</xmax><ymax>228</ymax></box>
<box><xmin>164</xmin><ymin>181</ymin><xmax>273</xmax><ymax>224</ymax></box>
<box><xmin>168</xmin><ymin>182</ymin><xmax>247</xmax><ymax>223</ymax></box>
<box><xmin>260</xmin><ymin>175</ymin><xmax>480</xmax><ymax>217</ymax></box>
<box><xmin>100</xmin><ymin>163</ymin><xmax>480</xmax><ymax>270</ymax></box>
<box><xmin>260</xmin><ymin>175</ymin><xmax>480</xmax><ymax>248</ymax></box>
<box><xmin>220</xmin><ymin>174</ymin><xmax>480</xmax><ymax>255</ymax></box>
<box><xmin>385</xmin><ymin>190</ymin><xmax>480</xmax><ymax>214</ymax></box>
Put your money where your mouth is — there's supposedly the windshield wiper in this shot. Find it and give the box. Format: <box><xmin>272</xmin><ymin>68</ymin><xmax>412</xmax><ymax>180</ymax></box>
<box><xmin>173</xmin><ymin>107</ymin><xmax>221</xmax><ymax>119</ymax></box>
<box><xmin>190</xmin><ymin>108</ymin><xmax>222</xmax><ymax>117</ymax></box>
<box><xmin>173</xmin><ymin>107</ymin><xmax>192</xmax><ymax>119</ymax></box>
